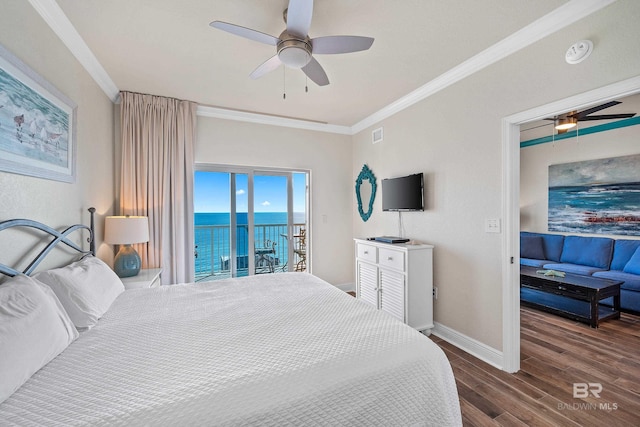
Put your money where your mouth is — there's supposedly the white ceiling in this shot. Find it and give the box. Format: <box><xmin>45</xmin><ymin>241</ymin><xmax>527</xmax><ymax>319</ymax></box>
<box><xmin>45</xmin><ymin>0</ymin><xmax>618</xmax><ymax>131</ymax></box>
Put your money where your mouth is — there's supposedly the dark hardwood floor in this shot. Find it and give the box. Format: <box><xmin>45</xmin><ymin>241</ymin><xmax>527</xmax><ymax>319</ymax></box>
<box><xmin>430</xmin><ymin>307</ymin><xmax>640</xmax><ymax>426</ymax></box>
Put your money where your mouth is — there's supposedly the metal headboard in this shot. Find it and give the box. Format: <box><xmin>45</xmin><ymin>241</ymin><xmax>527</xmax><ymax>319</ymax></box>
<box><xmin>0</xmin><ymin>207</ymin><xmax>95</xmax><ymax>277</ymax></box>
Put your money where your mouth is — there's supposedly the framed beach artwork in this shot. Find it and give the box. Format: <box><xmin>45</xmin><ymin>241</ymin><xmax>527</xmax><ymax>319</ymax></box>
<box><xmin>0</xmin><ymin>43</ymin><xmax>76</xmax><ymax>183</ymax></box>
<box><xmin>548</xmin><ymin>154</ymin><xmax>640</xmax><ymax>236</ymax></box>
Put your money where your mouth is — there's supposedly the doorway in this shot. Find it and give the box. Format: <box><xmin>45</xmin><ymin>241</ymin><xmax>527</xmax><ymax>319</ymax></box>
<box><xmin>502</xmin><ymin>76</ymin><xmax>640</xmax><ymax>373</ymax></box>
<box><xmin>194</xmin><ymin>165</ymin><xmax>310</xmax><ymax>281</ymax></box>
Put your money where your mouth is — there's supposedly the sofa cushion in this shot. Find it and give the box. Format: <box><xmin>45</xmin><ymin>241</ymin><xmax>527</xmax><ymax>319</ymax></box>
<box><xmin>520</xmin><ymin>258</ymin><xmax>547</xmax><ymax>268</ymax></box>
<box><xmin>542</xmin><ymin>263</ymin><xmax>606</xmax><ymax>276</ymax></box>
<box><xmin>539</xmin><ymin>233</ymin><xmax>564</xmax><ymax>262</ymax></box>
<box><xmin>623</xmin><ymin>246</ymin><xmax>640</xmax><ymax>276</ymax></box>
<box><xmin>610</xmin><ymin>240</ymin><xmax>640</xmax><ymax>271</ymax></box>
<box><xmin>520</xmin><ymin>232</ymin><xmax>564</xmax><ymax>262</ymax></box>
<box><xmin>593</xmin><ymin>270</ymin><xmax>640</xmax><ymax>292</ymax></box>
<box><xmin>521</xmin><ymin>235</ymin><xmax>545</xmax><ymax>260</ymax></box>
<box><xmin>559</xmin><ymin>236</ymin><xmax>614</xmax><ymax>269</ymax></box>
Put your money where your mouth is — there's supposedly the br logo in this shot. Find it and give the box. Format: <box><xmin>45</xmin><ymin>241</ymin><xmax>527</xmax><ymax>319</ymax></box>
<box><xmin>573</xmin><ymin>383</ymin><xmax>602</xmax><ymax>398</ymax></box>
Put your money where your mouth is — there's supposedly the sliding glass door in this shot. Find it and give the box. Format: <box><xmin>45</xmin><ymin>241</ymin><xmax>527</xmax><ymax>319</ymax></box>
<box><xmin>194</xmin><ymin>166</ymin><xmax>309</xmax><ymax>281</ymax></box>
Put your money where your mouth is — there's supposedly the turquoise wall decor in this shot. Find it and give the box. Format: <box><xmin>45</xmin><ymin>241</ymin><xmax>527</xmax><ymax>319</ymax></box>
<box><xmin>356</xmin><ymin>164</ymin><xmax>377</xmax><ymax>222</ymax></box>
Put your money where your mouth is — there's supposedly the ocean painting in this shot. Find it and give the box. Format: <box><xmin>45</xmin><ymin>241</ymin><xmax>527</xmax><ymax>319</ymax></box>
<box><xmin>0</xmin><ymin>44</ymin><xmax>75</xmax><ymax>182</ymax></box>
<box><xmin>548</xmin><ymin>154</ymin><xmax>640</xmax><ymax>236</ymax></box>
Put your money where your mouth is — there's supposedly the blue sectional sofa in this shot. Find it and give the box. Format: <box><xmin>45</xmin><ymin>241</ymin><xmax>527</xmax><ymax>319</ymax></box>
<box><xmin>520</xmin><ymin>231</ymin><xmax>640</xmax><ymax>314</ymax></box>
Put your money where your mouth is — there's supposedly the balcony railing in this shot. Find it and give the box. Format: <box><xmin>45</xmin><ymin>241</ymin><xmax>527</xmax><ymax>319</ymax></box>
<box><xmin>195</xmin><ymin>223</ymin><xmax>306</xmax><ymax>281</ymax></box>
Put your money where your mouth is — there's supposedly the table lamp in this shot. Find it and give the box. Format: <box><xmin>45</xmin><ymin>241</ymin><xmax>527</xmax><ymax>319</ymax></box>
<box><xmin>104</xmin><ymin>216</ymin><xmax>149</xmax><ymax>278</ymax></box>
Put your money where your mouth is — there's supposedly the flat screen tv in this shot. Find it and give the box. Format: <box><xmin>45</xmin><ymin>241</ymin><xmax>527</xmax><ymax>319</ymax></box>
<box><xmin>382</xmin><ymin>173</ymin><xmax>424</xmax><ymax>211</ymax></box>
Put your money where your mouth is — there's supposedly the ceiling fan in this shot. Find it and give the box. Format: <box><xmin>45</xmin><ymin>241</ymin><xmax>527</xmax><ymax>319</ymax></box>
<box><xmin>546</xmin><ymin>100</ymin><xmax>636</xmax><ymax>134</ymax></box>
<box><xmin>209</xmin><ymin>0</ymin><xmax>374</xmax><ymax>87</ymax></box>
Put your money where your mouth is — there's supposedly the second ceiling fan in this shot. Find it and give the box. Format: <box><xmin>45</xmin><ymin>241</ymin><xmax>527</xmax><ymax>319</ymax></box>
<box><xmin>548</xmin><ymin>100</ymin><xmax>636</xmax><ymax>133</ymax></box>
<box><xmin>210</xmin><ymin>0</ymin><xmax>374</xmax><ymax>87</ymax></box>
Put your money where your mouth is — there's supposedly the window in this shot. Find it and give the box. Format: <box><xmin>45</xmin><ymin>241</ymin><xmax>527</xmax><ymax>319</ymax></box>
<box><xmin>194</xmin><ymin>166</ymin><xmax>309</xmax><ymax>281</ymax></box>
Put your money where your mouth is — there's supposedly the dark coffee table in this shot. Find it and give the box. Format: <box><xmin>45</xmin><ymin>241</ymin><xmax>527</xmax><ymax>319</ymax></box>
<box><xmin>520</xmin><ymin>265</ymin><xmax>621</xmax><ymax>328</ymax></box>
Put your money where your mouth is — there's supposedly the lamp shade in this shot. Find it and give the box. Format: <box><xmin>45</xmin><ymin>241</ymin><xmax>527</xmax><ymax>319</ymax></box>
<box><xmin>104</xmin><ymin>216</ymin><xmax>149</xmax><ymax>245</ymax></box>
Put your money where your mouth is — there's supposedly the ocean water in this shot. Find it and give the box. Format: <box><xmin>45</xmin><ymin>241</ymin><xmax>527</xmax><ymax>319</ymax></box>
<box><xmin>548</xmin><ymin>182</ymin><xmax>640</xmax><ymax>235</ymax></box>
<box><xmin>194</xmin><ymin>212</ymin><xmax>304</xmax><ymax>276</ymax></box>
<box><xmin>195</xmin><ymin>212</ymin><xmax>304</xmax><ymax>226</ymax></box>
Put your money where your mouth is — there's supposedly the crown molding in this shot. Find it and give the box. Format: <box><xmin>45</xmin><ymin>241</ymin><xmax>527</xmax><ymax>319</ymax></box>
<box><xmin>350</xmin><ymin>0</ymin><xmax>616</xmax><ymax>134</ymax></box>
<box><xmin>28</xmin><ymin>0</ymin><xmax>119</xmax><ymax>101</ymax></box>
<box><xmin>30</xmin><ymin>0</ymin><xmax>615</xmax><ymax>135</ymax></box>
<box><xmin>197</xmin><ymin>105</ymin><xmax>352</xmax><ymax>135</ymax></box>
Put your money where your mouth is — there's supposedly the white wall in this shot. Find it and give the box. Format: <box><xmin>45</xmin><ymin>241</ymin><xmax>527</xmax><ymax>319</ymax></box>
<box><xmin>521</xmin><ymin>122</ymin><xmax>640</xmax><ymax>237</ymax></box>
<box><xmin>352</xmin><ymin>0</ymin><xmax>640</xmax><ymax>351</ymax></box>
<box><xmin>0</xmin><ymin>1</ymin><xmax>115</xmax><ymax>271</ymax></box>
<box><xmin>195</xmin><ymin>117</ymin><xmax>353</xmax><ymax>286</ymax></box>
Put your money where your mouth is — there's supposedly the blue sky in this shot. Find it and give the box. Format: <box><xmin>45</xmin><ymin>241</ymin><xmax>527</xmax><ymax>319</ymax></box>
<box><xmin>194</xmin><ymin>171</ymin><xmax>307</xmax><ymax>213</ymax></box>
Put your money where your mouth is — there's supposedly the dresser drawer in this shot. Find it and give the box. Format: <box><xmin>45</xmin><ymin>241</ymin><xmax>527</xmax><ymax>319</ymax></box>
<box><xmin>357</xmin><ymin>243</ymin><xmax>377</xmax><ymax>262</ymax></box>
<box><xmin>378</xmin><ymin>247</ymin><xmax>405</xmax><ymax>271</ymax></box>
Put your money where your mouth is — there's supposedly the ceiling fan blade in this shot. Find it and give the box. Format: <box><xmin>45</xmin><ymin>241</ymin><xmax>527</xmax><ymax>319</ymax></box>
<box><xmin>578</xmin><ymin>113</ymin><xmax>636</xmax><ymax>121</ymax></box>
<box><xmin>210</xmin><ymin>21</ymin><xmax>279</xmax><ymax>46</ymax></box>
<box><xmin>311</xmin><ymin>36</ymin><xmax>374</xmax><ymax>54</ymax></box>
<box><xmin>286</xmin><ymin>0</ymin><xmax>313</xmax><ymax>38</ymax></box>
<box><xmin>250</xmin><ymin>55</ymin><xmax>283</xmax><ymax>79</ymax></box>
<box><xmin>572</xmin><ymin>100</ymin><xmax>621</xmax><ymax>119</ymax></box>
<box><xmin>302</xmin><ymin>57</ymin><xmax>329</xmax><ymax>86</ymax></box>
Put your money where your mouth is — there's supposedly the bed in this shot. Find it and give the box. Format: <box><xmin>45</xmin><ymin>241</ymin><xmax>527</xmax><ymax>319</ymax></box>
<box><xmin>0</xmin><ymin>212</ymin><xmax>462</xmax><ymax>426</ymax></box>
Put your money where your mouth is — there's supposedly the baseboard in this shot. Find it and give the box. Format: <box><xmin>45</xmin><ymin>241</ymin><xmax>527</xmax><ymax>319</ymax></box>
<box><xmin>333</xmin><ymin>282</ymin><xmax>355</xmax><ymax>292</ymax></box>
<box><xmin>432</xmin><ymin>321</ymin><xmax>504</xmax><ymax>371</ymax></box>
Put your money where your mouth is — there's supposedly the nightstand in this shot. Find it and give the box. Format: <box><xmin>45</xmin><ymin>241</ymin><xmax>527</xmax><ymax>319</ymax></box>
<box><xmin>120</xmin><ymin>268</ymin><xmax>163</xmax><ymax>290</ymax></box>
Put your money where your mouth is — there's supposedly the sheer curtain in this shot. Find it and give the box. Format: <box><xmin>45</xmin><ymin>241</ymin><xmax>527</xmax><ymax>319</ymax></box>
<box><xmin>119</xmin><ymin>91</ymin><xmax>196</xmax><ymax>284</ymax></box>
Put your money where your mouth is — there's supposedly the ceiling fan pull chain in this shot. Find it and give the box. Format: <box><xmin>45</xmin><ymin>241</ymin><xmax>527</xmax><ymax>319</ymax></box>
<box><xmin>283</xmin><ymin>67</ymin><xmax>286</xmax><ymax>100</ymax></box>
<box><xmin>305</xmin><ymin>76</ymin><xmax>308</xmax><ymax>93</ymax></box>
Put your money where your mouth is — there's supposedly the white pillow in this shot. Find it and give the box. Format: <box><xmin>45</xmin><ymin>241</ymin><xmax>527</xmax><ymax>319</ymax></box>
<box><xmin>34</xmin><ymin>256</ymin><xmax>124</xmax><ymax>330</ymax></box>
<box><xmin>0</xmin><ymin>274</ymin><xmax>78</xmax><ymax>404</ymax></box>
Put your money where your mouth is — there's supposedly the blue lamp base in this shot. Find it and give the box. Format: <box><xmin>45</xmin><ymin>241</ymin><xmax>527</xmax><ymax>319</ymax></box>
<box><xmin>114</xmin><ymin>244</ymin><xmax>141</xmax><ymax>278</ymax></box>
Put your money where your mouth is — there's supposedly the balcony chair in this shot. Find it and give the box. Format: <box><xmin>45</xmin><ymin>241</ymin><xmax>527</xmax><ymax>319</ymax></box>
<box><xmin>294</xmin><ymin>229</ymin><xmax>306</xmax><ymax>272</ymax></box>
<box><xmin>255</xmin><ymin>239</ymin><xmax>277</xmax><ymax>274</ymax></box>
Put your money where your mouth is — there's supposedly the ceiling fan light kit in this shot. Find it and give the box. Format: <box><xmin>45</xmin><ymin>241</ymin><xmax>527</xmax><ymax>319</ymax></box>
<box><xmin>209</xmin><ymin>0</ymin><xmax>374</xmax><ymax>88</ymax></box>
<box><xmin>565</xmin><ymin>39</ymin><xmax>593</xmax><ymax>64</ymax></box>
<box><xmin>277</xmin><ymin>33</ymin><xmax>312</xmax><ymax>68</ymax></box>
<box><xmin>546</xmin><ymin>100</ymin><xmax>636</xmax><ymax>135</ymax></box>
<box><xmin>555</xmin><ymin>116</ymin><xmax>577</xmax><ymax>130</ymax></box>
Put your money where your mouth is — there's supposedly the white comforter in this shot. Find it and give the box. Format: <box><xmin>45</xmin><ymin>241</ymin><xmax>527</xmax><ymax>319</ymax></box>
<box><xmin>0</xmin><ymin>273</ymin><xmax>461</xmax><ymax>426</ymax></box>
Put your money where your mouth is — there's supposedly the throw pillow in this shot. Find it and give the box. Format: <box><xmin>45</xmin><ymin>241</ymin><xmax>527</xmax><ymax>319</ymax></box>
<box><xmin>521</xmin><ymin>235</ymin><xmax>545</xmax><ymax>259</ymax></box>
<box><xmin>623</xmin><ymin>246</ymin><xmax>640</xmax><ymax>275</ymax></box>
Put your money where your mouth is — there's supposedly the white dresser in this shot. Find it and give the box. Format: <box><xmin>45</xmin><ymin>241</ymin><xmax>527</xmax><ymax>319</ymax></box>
<box><xmin>354</xmin><ymin>238</ymin><xmax>434</xmax><ymax>334</ymax></box>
